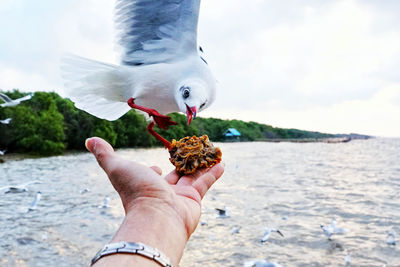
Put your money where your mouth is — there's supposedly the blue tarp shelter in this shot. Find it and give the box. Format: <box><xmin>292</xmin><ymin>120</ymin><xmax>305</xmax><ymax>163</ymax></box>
<box><xmin>223</xmin><ymin>128</ymin><xmax>241</xmax><ymax>140</ymax></box>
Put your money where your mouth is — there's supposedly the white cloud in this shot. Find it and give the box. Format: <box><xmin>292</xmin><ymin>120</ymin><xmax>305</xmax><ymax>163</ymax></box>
<box><xmin>202</xmin><ymin>83</ymin><xmax>400</xmax><ymax>137</ymax></box>
<box><xmin>1</xmin><ymin>0</ymin><xmax>400</xmax><ymax>136</ymax></box>
<box><xmin>0</xmin><ymin>64</ymin><xmax>56</xmax><ymax>92</ymax></box>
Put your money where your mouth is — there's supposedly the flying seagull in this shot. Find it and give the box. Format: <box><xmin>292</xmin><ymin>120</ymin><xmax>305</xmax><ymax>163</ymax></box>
<box><xmin>98</xmin><ymin>196</ymin><xmax>110</xmax><ymax>209</ymax></box>
<box><xmin>320</xmin><ymin>218</ymin><xmax>347</xmax><ymax>240</ymax></box>
<box><xmin>0</xmin><ymin>118</ymin><xmax>12</xmax><ymax>124</ymax></box>
<box><xmin>386</xmin><ymin>231</ymin><xmax>396</xmax><ymax>246</ymax></box>
<box><xmin>215</xmin><ymin>207</ymin><xmax>228</xmax><ymax>218</ymax></box>
<box><xmin>261</xmin><ymin>227</ymin><xmax>284</xmax><ymax>243</ymax></box>
<box><xmin>27</xmin><ymin>191</ymin><xmax>42</xmax><ymax>212</ymax></box>
<box><xmin>0</xmin><ymin>149</ymin><xmax>6</xmax><ymax>156</ymax></box>
<box><xmin>231</xmin><ymin>226</ymin><xmax>242</xmax><ymax>234</ymax></box>
<box><xmin>0</xmin><ymin>180</ymin><xmax>42</xmax><ymax>194</ymax></box>
<box><xmin>62</xmin><ymin>0</ymin><xmax>216</xmax><ymax>149</ymax></box>
<box><xmin>0</xmin><ymin>93</ymin><xmax>33</xmax><ymax>108</ymax></box>
<box><xmin>244</xmin><ymin>260</ymin><xmax>283</xmax><ymax>267</ymax></box>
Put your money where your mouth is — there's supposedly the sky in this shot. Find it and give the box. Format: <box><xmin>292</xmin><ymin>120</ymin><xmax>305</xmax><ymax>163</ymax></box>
<box><xmin>0</xmin><ymin>0</ymin><xmax>399</xmax><ymax>137</ymax></box>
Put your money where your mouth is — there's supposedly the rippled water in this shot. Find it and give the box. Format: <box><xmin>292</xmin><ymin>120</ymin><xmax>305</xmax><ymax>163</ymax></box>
<box><xmin>1</xmin><ymin>138</ymin><xmax>399</xmax><ymax>266</ymax></box>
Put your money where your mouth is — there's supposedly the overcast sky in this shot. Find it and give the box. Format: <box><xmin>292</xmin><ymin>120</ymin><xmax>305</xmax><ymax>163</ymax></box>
<box><xmin>1</xmin><ymin>0</ymin><xmax>399</xmax><ymax>137</ymax></box>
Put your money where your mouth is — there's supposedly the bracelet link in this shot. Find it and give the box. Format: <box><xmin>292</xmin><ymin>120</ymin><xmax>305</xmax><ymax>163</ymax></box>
<box><xmin>91</xmin><ymin>241</ymin><xmax>173</xmax><ymax>267</ymax></box>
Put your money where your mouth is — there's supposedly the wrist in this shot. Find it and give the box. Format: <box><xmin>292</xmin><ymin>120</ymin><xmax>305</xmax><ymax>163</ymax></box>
<box><xmin>105</xmin><ymin>198</ymin><xmax>188</xmax><ymax>266</ymax></box>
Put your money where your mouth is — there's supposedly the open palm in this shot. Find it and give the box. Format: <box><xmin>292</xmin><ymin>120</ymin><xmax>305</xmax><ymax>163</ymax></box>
<box><xmin>86</xmin><ymin>137</ymin><xmax>224</xmax><ymax>238</ymax></box>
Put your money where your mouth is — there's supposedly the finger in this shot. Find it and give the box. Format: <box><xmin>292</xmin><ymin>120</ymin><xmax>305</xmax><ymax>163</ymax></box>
<box><xmin>150</xmin><ymin>166</ymin><xmax>162</xmax><ymax>176</ymax></box>
<box><xmin>176</xmin><ymin>166</ymin><xmax>218</xmax><ymax>187</ymax></box>
<box><xmin>164</xmin><ymin>170</ymin><xmax>180</xmax><ymax>184</ymax></box>
<box><xmin>85</xmin><ymin>137</ymin><xmax>117</xmax><ymax>175</ymax></box>
<box><xmin>192</xmin><ymin>163</ymin><xmax>224</xmax><ymax>199</ymax></box>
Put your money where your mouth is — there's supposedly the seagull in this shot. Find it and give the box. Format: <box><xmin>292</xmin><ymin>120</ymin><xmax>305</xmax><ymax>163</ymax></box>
<box><xmin>0</xmin><ymin>149</ymin><xmax>6</xmax><ymax>156</ymax></box>
<box><xmin>215</xmin><ymin>207</ymin><xmax>228</xmax><ymax>218</ymax></box>
<box><xmin>386</xmin><ymin>231</ymin><xmax>396</xmax><ymax>246</ymax></box>
<box><xmin>321</xmin><ymin>219</ymin><xmax>347</xmax><ymax>240</ymax></box>
<box><xmin>80</xmin><ymin>188</ymin><xmax>90</xmax><ymax>194</ymax></box>
<box><xmin>98</xmin><ymin>196</ymin><xmax>110</xmax><ymax>209</ymax></box>
<box><xmin>200</xmin><ymin>220</ymin><xmax>208</xmax><ymax>226</ymax></box>
<box><xmin>0</xmin><ymin>118</ymin><xmax>12</xmax><ymax>124</ymax></box>
<box><xmin>27</xmin><ymin>191</ymin><xmax>42</xmax><ymax>212</ymax></box>
<box><xmin>261</xmin><ymin>227</ymin><xmax>284</xmax><ymax>243</ymax></box>
<box><xmin>244</xmin><ymin>260</ymin><xmax>283</xmax><ymax>267</ymax></box>
<box><xmin>231</xmin><ymin>226</ymin><xmax>242</xmax><ymax>234</ymax></box>
<box><xmin>344</xmin><ymin>252</ymin><xmax>351</xmax><ymax>266</ymax></box>
<box><xmin>61</xmin><ymin>0</ymin><xmax>216</xmax><ymax>149</ymax></box>
<box><xmin>0</xmin><ymin>180</ymin><xmax>42</xmax><ymax>194</ymax></box>
<box><xmin>0</xmin><ymin>93</ymin><xmax>33</xmax><ymax>108</ymax></box>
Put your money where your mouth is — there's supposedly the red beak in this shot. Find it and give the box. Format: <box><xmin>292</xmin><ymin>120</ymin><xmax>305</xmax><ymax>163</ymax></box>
<box><xmin>186</xmin><ymin>105</ymin><xmax>197</xmax><ymax>125</ymax></box>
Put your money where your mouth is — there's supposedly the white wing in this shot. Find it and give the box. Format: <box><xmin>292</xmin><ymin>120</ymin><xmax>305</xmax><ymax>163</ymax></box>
<box><xmin>61</xmin><ymin>55</ymin><xmax>131</xmax><ymax>121</ymax></box>
<box><xmin>0</xmin><ymin>93</ymin><xmax>12</xmax><ymax>103</ymax></box>
<box><xmin>15</xmin><ymin>93</ymin><xmax>33</xmax><ymax>103</ymax></box>
<box><xmin>115</xmin><ymin>0</ymin><xmax>200</xmax><ymax>65</ymax></box>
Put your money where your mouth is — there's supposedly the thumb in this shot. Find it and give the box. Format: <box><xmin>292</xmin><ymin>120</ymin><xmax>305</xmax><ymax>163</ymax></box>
<box><xmin>85</xmin><ymin>137</ymin><xmax>116</xmax><ymax>174</ymax></box>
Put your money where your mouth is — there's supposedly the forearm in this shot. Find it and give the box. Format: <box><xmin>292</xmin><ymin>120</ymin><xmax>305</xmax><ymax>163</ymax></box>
<box><xmin>93</xmin><ymin>199</ymin><xmax>189</xmax><ymax>267</ymax></box>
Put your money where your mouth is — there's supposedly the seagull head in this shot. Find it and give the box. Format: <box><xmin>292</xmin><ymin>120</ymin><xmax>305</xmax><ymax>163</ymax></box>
<box><xmin>176</xmin><ymin>80</ymin><xmax>215</xmax><ymax>125</ymax></box>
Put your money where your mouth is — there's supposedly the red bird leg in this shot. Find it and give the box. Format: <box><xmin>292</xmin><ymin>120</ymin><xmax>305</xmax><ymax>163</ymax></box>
<box><xmin>127</xmin><ymin>98</ymin><xmax>177</xmax><ymax>129</ymax></box>
<box><xmin>147</xmin><ymin>122</ymin><xmax>171</xmax><ymax>149</ymax></box>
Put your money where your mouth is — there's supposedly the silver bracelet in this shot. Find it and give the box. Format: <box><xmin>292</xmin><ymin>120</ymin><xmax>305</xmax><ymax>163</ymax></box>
<box><xmin>91</xmin><ymin>241</ymin><xmax>173</xmax><ymax>267</ymax></box>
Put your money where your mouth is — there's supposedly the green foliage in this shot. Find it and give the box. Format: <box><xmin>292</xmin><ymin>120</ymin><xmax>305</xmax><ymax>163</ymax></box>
<box><xmin>0</xmin><ymin>90</ymin><xmax>65</xmax><ymax>155</ymax></box>
<box><xmin>0</xmin><ymin>89</ymin><xmax>335</xmax><ymax>156</ymax></box>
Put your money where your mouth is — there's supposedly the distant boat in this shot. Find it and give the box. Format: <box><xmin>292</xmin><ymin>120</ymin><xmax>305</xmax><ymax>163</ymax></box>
<box><xmin>326</xmin><ymin>137</ymin><xmax>351</xmax><ymax>143</ymax></box>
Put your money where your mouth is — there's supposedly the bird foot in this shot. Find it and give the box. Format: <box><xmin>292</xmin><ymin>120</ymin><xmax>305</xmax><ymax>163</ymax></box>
<box><xmin>127</xmin><ymin>98</ymin><xmax>177</xmax><ymax>130</ymax></box>
<box><xmin>147</xmin><ymin>122</ymin><xmax>172</xmax><ymax>149</ymax></box>
<box><xmin>152</xmin><ymin>112</ymin><xmax>178</xmax><ymax>130</ymax></box>
<box><xmin>127</xmin><ymin>98</ymin><xmax>175</xmax><ymax>149</ymax></box>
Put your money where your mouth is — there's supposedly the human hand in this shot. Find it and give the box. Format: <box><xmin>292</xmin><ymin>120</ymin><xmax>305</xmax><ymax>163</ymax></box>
<box><xmin>86</xmin><ymin>137</ymin><xmax>224</xmax><ymax>266</ymax></box>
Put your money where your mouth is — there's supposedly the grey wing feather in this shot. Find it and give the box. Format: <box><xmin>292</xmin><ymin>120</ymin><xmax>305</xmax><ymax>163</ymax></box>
<box><xmin>115</xmin><ymin>0</ymin><xmax>200</xmax><ymax>66</ymax></box>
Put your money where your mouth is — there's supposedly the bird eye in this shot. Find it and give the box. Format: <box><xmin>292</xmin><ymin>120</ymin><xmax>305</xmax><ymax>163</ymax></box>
<box><xmin>183</xmin><ymin>88</ymin><xmax>190</xmax><ymax>99</ymax></box>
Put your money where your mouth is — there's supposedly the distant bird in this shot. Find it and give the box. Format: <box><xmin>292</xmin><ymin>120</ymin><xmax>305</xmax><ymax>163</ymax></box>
<box><xmin>321</xmin><ymin>219</ymin><xmax>347</xmax><ymax>240</ymax></box>
<box><xmin>231</xmin><ymin>226</ymin><xmax>242</xmax><ymax>234</ymax></box>
<box><xmin>0</xmin><ymin>149</ymin><xmax>6</xmax><ymax>156</ymax></box>
<box><xmin>98</xmin><ymin>196</ymin><xmax>110</xmax><ymax>209</ymax></box>
<box><xmin>27</xmin><ymin>191</ymin><xmax>42</xmax><ymax>212</ymax></box>
<box><xmin>61</xmin><ymin>0</ymin><xmax>216</xmax><ymax>149</ymax></box>
<box><xmin>386</xmin><ymin>231</ymin><xmax>396</xmax><ymax>246</ymax></box>
<box><xmin>344</xmin><ymin>252</ymin><xmax>351</xmax><ymax>266</ymax></box>
<box><xmin>200</xmin><ymin>220</ymin><xmax>208</xmax><ymax>226</ymax></box>
<box><xmin>0</xmin><ymin>93</ymin><xmax>33</xmax><ymax>107</ymax></box>
<box><xmin>80</xmin><ymin>188</ymin><xmax>90</xmax><ymax>194</ymax></box>
<box><xmin>215</xmin><ymin>207</ymin><xmax>228</xmax><ymax>218</ymax></box>
<box><xmin>261</xmin><ymin>228</ymin><xmax>284</xmax><ymax>243</ymax></box>
<box><xmin>0</xmin><ymin>180</ymin><xmax>42</xmax><ymax>194</ymax></box>
<box><xmin>0</xmin><ymin>118</ymin><xmax>12</xmax><ymax>124</ymax></box>
<box><xmin>244</xmin><ymin>260</ymin><xmax>283</xmax><ymax>267</ymax></box>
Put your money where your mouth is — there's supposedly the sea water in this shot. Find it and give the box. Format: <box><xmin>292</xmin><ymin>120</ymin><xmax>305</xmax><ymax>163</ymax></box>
<box><xmin>0</xmin><ymin>138</ymin><xmax>399</xmax><ymax>266</ymax></box>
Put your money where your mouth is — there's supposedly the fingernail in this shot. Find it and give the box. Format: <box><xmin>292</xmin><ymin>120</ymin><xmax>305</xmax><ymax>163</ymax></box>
<box><xmin>85</xmin><ymin>138</ymin><xmax>92</xmax><ymax>151</ymax></box>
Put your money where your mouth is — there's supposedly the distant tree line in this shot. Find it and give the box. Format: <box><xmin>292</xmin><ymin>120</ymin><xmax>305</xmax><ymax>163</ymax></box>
<box><xmin>0</xmin><ymin>90</ymin><xmax>334</xmax><ymax>156</ymax></box>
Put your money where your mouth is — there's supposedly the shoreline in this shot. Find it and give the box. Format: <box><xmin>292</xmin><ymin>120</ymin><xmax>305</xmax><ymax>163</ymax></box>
<box><xmin>0</xmin><ymin>137</ymin><xmax>376</xmax><ymax>163</ymax></box>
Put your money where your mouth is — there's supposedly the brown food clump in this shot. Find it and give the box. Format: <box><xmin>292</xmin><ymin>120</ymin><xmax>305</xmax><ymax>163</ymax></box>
<box><xmin>169</xmin><ymin>135</ymin><xmax>222</xmax><ymax>175</ymax></box>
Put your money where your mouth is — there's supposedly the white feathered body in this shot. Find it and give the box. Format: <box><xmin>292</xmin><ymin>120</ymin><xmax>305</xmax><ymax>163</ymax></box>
<box><xmin>62</xmin><ymin>55</ymin><xmax>215</xmax><ymax>121</ymax></box>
